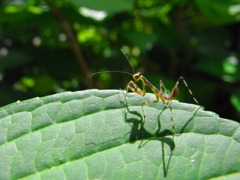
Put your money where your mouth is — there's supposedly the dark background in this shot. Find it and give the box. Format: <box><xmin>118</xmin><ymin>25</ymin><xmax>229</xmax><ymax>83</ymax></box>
<box><xmin>0</xmin><ymin>0</ymin><xmax>240</xmax><ymax>121</ymax></box>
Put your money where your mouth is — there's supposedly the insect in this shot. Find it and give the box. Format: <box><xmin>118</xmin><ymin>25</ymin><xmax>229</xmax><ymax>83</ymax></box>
<box><xmin>91</xmin><ymin>50</ymin><xmax>201</xmax><ymax>136</ymax></box>
<box><xmin>126</xmin><ymin>71</ymin><xmax>200</xmax><ymax>133</ymax></box>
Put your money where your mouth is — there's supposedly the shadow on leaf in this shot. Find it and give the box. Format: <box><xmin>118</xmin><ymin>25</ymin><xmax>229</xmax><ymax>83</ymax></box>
<box><xmin>120</xmin><ymin>97</ymin><xmax>175</xmax><ymax>177</ymax></box>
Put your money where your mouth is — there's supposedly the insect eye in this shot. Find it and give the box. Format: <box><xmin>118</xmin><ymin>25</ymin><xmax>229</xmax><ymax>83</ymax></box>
<box><xmin>133</xmin><ymin>73</ymin><xmax>141</xmax><ymax>79</ymax></box>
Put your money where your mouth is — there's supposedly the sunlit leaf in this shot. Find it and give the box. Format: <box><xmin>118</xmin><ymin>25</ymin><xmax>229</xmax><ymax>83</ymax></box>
<box><xmin>0</xmin><ymin>90</ymin><xmax>239</xmax><ymax>179</ymax></box>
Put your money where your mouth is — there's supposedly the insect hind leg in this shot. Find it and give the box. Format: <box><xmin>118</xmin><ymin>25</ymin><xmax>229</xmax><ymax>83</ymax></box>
<box><xmin>177</xmin><ymin>77</ymin><xmax>200</xmax><ymax>106</ymax></box>
<box><xmin>165</xmin><ymin>102</ymin><xmax>175</xmax><ymax>139</ymax></box>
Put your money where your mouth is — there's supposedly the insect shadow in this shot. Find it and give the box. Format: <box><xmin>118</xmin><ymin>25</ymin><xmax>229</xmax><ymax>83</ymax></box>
<box><xmin>179</xmin><ymin>106</ymin><xmax>203</xmax><ymax>134</ymax></box>
<box><xmin>120</xmin><ymin>95</ymin><xmax>175</xmax><ymax>177</ymax></box>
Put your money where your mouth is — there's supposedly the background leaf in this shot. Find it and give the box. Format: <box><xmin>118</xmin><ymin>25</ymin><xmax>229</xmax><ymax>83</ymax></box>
<box><xmin>1</xmin><ymin>0</ymin><xmax>240</xmax><ymax>121</ymax></box>
<box><xmin>69</xmin><ymin>0</ymin><xmax>135</xmax><ymax>14</ymax></box>
<box><xmin>0</xmin><ymin>90</ymin><xmax>239</xmax><ymax>179</ymax></box>
<box><xmin>194</xmin><ymin>0</ymin><xmax>240</xmax><ymax>24</ymax></box>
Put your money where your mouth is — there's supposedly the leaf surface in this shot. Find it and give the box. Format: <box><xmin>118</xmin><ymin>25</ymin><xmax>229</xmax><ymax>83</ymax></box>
<box><xmin>0</xmin><ymin>90</ymin><xmax>239</xmax><ymax>179</ymax></box>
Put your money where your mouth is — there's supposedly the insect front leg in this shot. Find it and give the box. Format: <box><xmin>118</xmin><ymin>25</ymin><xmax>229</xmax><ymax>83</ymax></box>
<box><xmin>125</xmin><ymin>80</ymin><xmax>148</xmax><ymax>126</ymax></box>
<box><xmin>125</xmin><ymin>81</ymin><xmax>145</xmax><ymax>96</ymax></box>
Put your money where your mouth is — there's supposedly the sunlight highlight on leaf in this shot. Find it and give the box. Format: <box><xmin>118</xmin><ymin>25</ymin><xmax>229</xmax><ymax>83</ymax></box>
<box><xmin>79</xmin><ymin>7</ymin><xmax>107</xmax><ymax>20</ymax></box>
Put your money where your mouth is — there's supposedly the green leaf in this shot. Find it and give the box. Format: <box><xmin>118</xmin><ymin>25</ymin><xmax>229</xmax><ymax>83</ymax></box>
<box><xmin>0</xmin><ymin>90</ymin><xmax>239</xmax><ymax>179</ymax></box>
<box><xmin>194</xmin><ymin>0</ymin><xmax>240</xmax><ymax>24</ymax></box>
<box><xmin>0</xmin><ymin>50</ymin><xmax>31</xmax><ymax>70</ymax></box>
<box><xmin>231</xmin><ymin>90</ymin><xmax>240</xmax><ymax>115</ymax></box>
<box><xmin>193</xmin><ymin>56</ymin><xmax>240</xmax><ymax>83</ymax></box>
<box><xmin>121</xmin><ymin>31</ymin><xmax>158</xmax><ymax>51</ymax></box>
<box><xmin>69</xmin><ymin>0</ymin><xmax>135</xmax><ymax>15</ymax></box>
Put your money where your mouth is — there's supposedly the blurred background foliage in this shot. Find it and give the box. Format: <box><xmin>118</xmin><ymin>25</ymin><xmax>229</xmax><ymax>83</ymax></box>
<box><xmin>0</xmin><ymin>0</ymin><xmax>240</xmax><ymax>121</ymax></box>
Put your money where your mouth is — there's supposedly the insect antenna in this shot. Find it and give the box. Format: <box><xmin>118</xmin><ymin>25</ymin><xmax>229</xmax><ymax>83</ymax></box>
<box><xmin>120</xmin><ymin>49</ymin><xmax>135</xmax><ymax>75</ymax></box>
<box><xmin>90</xmin><ymin>70</ymin><xmax>133</xmax><ymax>77</ymax></box>
<box><xmin>90</xmin><ymin>49</ymin><xmax>136</xmax><ymax>78</ymax></box>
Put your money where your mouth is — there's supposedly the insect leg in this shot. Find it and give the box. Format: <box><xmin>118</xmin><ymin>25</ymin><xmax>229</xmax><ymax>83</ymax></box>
<box><xmin>165</xmin><ymin>102</ymin><xmax>174</xmax><ymax>139</ymax></box>
<box><xmin>125</xmin><ymin>81</ymin><xmax>147</xmax><ymax>125</ymax></box>
<box><xmin>177</xmin><ymin>77</ymin><xmax>200</xmax><ymax>105</ymax></box>
<box><xmin>126</xmin><ymin>81</ymin><xmax>145</xmax><ymax>96</ymax></box>
<box><xmin>160</xmin><ymin>80</ymin><xmax>170</xmax><ymax>95</ymax></box>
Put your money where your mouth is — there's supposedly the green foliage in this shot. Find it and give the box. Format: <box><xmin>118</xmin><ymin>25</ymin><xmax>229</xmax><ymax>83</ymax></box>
<box><xmin>0</xmin><ymin>90</ymin><xmax>239</xmax><ymax>179</ymax></box>
<box><xmin>0</xmin><ymin>0</ymin><xmax>240</xmax><ymax>126</ymax></box>
<box><xmin>194</xmin><ymin>0</ymin><xmax>240</xmax><ymax>24</ymax></box>
<box><xmin>1</xmin><ymin>1</ymin><xmax>240</xmax><ymax>179</ymax></box>
<box><xmin>69</xmin><ymin>0</ymin><xmax>135</xmax><ymax>14</ymax></box>
<box><xmin>231</xmin><ymin>90</ymin><xmax>240</xmax><ymax>115</ymax></box>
